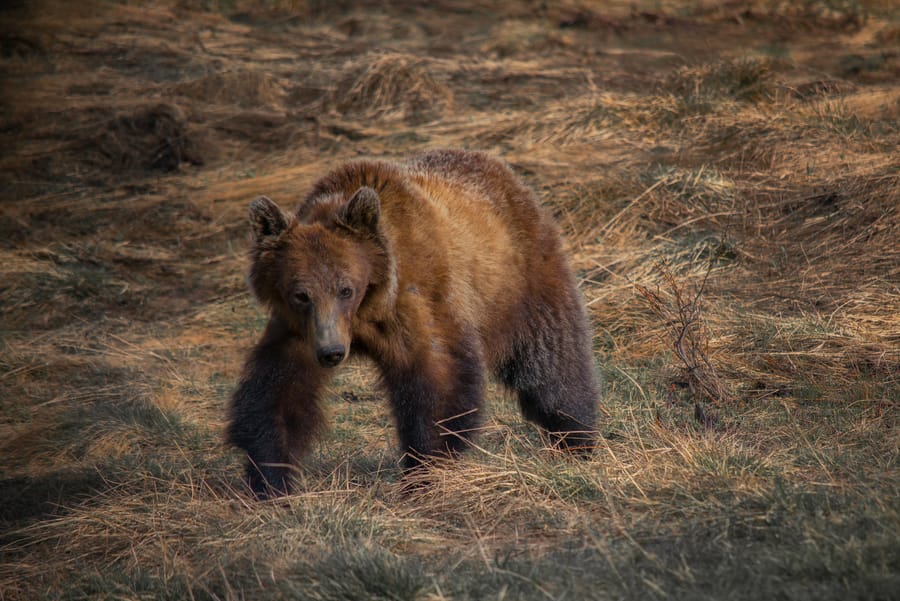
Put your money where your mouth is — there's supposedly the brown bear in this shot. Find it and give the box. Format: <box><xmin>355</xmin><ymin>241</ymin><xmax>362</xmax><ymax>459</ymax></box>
<box><xmin>227</xmin><ymin>149</ymin><xmax>598</xmax><ymax>497</ymax></box>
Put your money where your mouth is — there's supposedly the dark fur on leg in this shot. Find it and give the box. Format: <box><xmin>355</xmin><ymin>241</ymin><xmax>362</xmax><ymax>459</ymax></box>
<box><xmin>227</xmin><ymin>318</ymin><xmax>326</xmax><ymax>498</ymax></box>
<box><xmin>497</xmin><ymin>288</ymin><xmax>599</xmax><ymax>455</ymax></box>
<box><xmin>434</xmin><ymin>333</ymin><xmax>484</xmax><ymax>457</ymax></box>
<box><xmin>380</xmin><ymin>333</ymin><xmax>485</xmax><ymax>472</ymax></box>
<box><xmin>517</xmin><ymin>387</ymin><xmax>596</xmax><ymax>455</ymax></box>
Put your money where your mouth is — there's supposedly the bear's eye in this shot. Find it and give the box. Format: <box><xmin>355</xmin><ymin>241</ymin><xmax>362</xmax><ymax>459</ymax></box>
<box><xmin>338</xmin><ymin>287</ymin><xmax>354</xmax><ymax>300</ymax></box>
<box><xmin>293</xmin><ymin>291</ymin><xmax>311</xmax><ymax>306</ymax></box>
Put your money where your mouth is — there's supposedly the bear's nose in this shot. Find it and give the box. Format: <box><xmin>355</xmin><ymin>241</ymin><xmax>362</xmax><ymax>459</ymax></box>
<box><xmin>317</xmin><ymin>345</ymin><xmax>346</xmax><ymax>368</ymax></box>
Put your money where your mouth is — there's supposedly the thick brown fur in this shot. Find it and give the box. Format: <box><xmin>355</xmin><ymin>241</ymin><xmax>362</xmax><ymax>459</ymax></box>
<box><xmin>227</xmin><ymin>149</ymin><xmax>599</xmax><ymax>497</ymax></box>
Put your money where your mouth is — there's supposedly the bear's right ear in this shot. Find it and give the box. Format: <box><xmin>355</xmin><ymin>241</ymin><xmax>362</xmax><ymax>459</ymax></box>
<box><xmin>249</xmin><ymin>196</ymin><xmax>289</xmax><ymax>243</ymax></box>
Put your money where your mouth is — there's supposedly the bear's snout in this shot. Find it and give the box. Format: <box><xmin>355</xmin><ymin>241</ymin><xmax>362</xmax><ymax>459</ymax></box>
<box><xmin>316</xmin><ymin>345</ymin><xmax>346</xmax><ymax>368</ymax></box>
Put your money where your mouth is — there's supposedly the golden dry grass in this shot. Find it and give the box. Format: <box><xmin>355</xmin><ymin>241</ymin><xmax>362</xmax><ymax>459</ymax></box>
<box><xmin>1</xmin><ymin>0</ymin><xmax>898</xmax><ymax>599</ymax></box>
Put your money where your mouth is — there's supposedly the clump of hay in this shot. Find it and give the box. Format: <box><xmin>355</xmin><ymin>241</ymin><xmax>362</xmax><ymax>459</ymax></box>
<box><xmin>663</xmin><ymin>57</ymin><xmax>777</xmax><ymax>103</ymax></box>
<box><xmin>332</xmin><ymin>53</ymin><xmax>453</xmax><ymax>122</ymax></box>
<box><xmin>80</xmin><ymin>103</ymin><xmax>208</xmax><ymax>174</ymax></box>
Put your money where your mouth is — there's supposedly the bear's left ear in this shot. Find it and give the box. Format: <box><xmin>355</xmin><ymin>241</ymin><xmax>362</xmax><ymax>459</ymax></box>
<box><xmin>336</xmin><ymin>186</ymin><xmax>380</xmax><ymax>238</ymax></box>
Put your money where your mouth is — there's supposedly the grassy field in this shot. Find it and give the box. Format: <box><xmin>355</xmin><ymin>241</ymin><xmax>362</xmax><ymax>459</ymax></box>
<box><xmin>1</xmin><ymin>0</ymin><xmax>898</xmax><ymax>599</ymax></box>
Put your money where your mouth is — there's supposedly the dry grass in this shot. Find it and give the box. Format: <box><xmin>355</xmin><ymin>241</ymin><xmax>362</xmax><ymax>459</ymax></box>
<box><xmin>332</xmin><ymin>52</ymin><xmax>455</xmax><ymax>123</ymax></box>
<box><xmin>2</xmin><ymin>0</ymin><xmax>899</xmax><ymax>599</ymax></box>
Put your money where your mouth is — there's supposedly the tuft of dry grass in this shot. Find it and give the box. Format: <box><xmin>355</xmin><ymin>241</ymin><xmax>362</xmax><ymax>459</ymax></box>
<box><xmin>663</xmin><ymin>57</ymin><xmax>778</xmax><ymax>103</ymax></box>
<box><xmin>332</xmin><ymin>52</ymin><xmax>454</xmax><ymax>123</ymax></box>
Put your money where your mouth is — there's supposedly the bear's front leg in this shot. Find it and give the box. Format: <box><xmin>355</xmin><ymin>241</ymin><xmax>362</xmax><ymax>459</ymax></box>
<box><xmin>382</xmin><ymin>365</ymin><xmax>440</xmax><ymax>470</ymax></box>
<box><xmin>227</xmin><ymin>318</ymin><xmax>327</xmax><ymax>498</ymax></box>
<box><xmin>381</xmin><ymin>336</ymin><xmax>484</xmax><ymax>471</ymax></box>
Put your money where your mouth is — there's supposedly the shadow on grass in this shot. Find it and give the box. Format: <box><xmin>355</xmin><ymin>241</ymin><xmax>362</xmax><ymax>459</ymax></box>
<box><xmin>0</xmin><ymin>468</ymin><xmax>108</xmax><ymax>533</ymax></box>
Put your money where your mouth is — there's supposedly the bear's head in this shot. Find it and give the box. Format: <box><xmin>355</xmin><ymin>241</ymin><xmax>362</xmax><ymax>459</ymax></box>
<box><xmin>246</xmin><ymin>187</ymin><xmax>390</xmax><ymax>368</ymax></box>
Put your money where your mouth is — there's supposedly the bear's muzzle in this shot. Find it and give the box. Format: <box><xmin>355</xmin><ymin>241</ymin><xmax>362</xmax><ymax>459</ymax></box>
<box><xmin>316</xmin><ymin>344</ymin><xmax>346</xmax><ymax>368</ymax></box>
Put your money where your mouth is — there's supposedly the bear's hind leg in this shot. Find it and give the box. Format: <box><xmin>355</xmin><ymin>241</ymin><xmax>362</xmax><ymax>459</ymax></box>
<box><xmin>497</xmin><ymin>303</ymin><xmax>598</xmax><ymax>454</ymax></box>
<box><xmin>516</xmin><ymin>385</ymin><xmax>596</xmax><ymax>454</ymax></box>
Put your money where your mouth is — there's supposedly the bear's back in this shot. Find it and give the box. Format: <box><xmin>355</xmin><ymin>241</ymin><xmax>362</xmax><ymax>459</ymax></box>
<box><xmin>404</xmin><ymin>150</ymin><xmax>546</xmax><ymax>230</ymax></box>
<box><xmin>300</xmin><ymin>150</ymin><xmax>548</xmax><ymax>238</ymax></box>
<box><xmin>300</xmin><ymin>151</ymin><xmax>566</xmax><ymax>352</ymax></box>
<box><xmin>402</xmin><ymin>151</ymin><xmax>569</xmax><ymax>354</ymax></box>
